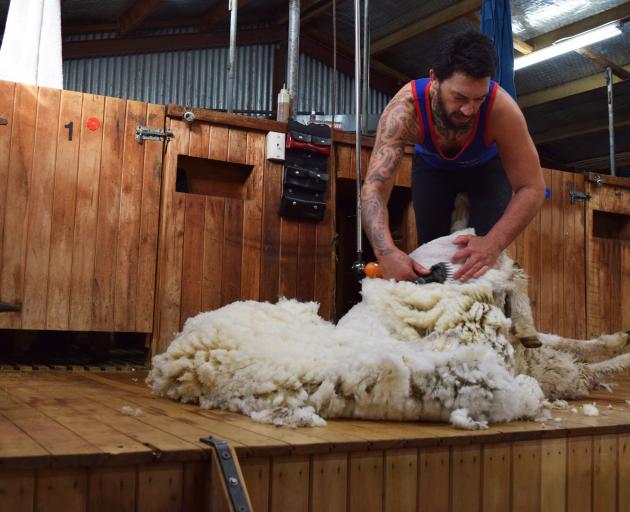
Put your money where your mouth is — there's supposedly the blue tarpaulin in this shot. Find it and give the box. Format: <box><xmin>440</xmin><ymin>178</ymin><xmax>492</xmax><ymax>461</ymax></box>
<box><xmin>481</xmin><ymin>0</ymin><xmax>517</xmax><ymax>99</ymax></box>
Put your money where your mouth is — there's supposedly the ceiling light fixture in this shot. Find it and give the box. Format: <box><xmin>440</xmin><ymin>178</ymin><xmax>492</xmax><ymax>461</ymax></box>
<box><xmin>514</xmin><ymin>22</ymin><xmax>623</xmax><ymax>70</ymax></box>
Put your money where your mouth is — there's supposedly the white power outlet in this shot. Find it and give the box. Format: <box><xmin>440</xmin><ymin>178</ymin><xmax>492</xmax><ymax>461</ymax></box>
<box><xmin>266</xmin><ymin>131</ymin><xmax>285</xmax><ymax>161</ymax></box>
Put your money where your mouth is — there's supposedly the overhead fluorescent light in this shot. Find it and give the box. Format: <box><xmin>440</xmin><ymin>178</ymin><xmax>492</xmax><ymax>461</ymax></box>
<box><xmin>514</xmin><ymin>22</ymin><xmax>623</xmax><ymax>70</ymax></box>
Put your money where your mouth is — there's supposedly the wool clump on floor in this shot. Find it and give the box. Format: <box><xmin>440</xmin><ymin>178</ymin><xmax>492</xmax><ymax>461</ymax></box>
<box><xmin>147</xmin><ymin>229</ymin><xmax>630</xmax><ymax>429</ymax></box>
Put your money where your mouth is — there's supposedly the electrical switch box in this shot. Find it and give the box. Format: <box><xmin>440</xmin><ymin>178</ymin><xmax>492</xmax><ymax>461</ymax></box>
<box><xmin>266</xmin><ymin>131</ymin><xmax>285</xmax><ymax>161</ymax></box>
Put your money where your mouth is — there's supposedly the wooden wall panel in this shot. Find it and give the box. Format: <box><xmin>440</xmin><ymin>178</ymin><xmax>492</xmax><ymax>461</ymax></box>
<box><xmin>540</xmin><ymin>438</ymin><xmax>567</xmax><ymax>512</ymax></box>
<box><xmin>593</xmin><ymin>435</ymin><xmax>617</xmax><ymax>512</ymax></box>
<box><xmin>451</xmin><ymin>445</ymin><xmax>481</xmax><ymax>512</ymax></box>
<box><xmin>88</xmin><ymin>466</ymin><xmax>136</xmax><ymax>512</ymax></box>
<box><xmin>0</xmin><ymin>81</ymin><xmax>17</xmax><ymax>318</ymax></box>
<box><xmin>69</xmin><ymin>93</ymin><xmax>106</xmax><ymax>331</ymax></box>
<box><xmin>384</xmin><ymin>448</ymin><xmax>417</xmax><ymax>512</ymax></box>
<box><xmin>91</xmin><ymin>96</ymin><xmax>126</xmax><ymax>331</ymax></box>
<box><xmin>349</xmin><ymin>451</ymin><xmax>384</xmax><ymax>512</ymax></box>
<box><xmin>482</xmin><ymin>443</ymin><xmax>510</xmax><ymax>512</ymax></box>
<box><xmin>271</xmin><ymin>455</ymin><xmax>310</xmax><ymax>512</ymax></box>
<box><xmin>512</xmin><ymin>440</ymin><xmax>541</xmax><ymax>512</ymax></box>
<box><xmin>21</xmin><ymin>87</ymin><xmax>61</xmax><ymax>328</ymax></box>
<box><xmin>240</xmin><ymin>457</ymin><xmax>271</xmax><ymax>512</ymax></box>
<box><xmin>136</xmin><ymin>463</ymin><xmax>183</xmax><ymax>512</ymax></box>
<box><xmin>586</xmin><ymin>177</ymin><xmax>630</xmax><ymax>337</ymax></box>
<box><xmin>0</xmin><ymin>470</ymin><xmax>35</xmax><ymax>512</ymax></box>
<box><xmin>311</xmin><ymin>453</ymin><xmax>347</xmax><ymax>512</ymax></box>
<box><xmin>46</xmin><ymin>90</ymin><xmax>84</xmax><ymax>330</ymax></box>
<box><xmin>0</xmin><ymin>81</ymin><xmax>163</xmax><ymax>333</ymax></box>
<box><xmin>0</xmin><ymin>83</ymin><xmax>38</xmax><ymax>329</ymax></box>
<box><xmin>619</xmin><ymin>434</ymin><xmax>630</xmax><ymax>512</ymax></box>
<box><xmin>567</xmin><ymin>436</ymin><xmax>593</xmax><ymax>512</ymax></box>
<box><xmin>153</xmin><ymin>116</ymin><xmax>336</xmax><ymax>354</ymax></box>
<box><xmin>510</xmin><ymin>170</ymin><xmax>587</xmax><ymax>338</ymax></box>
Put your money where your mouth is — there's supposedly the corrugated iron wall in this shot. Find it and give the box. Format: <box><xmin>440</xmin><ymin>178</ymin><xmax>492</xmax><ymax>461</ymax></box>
<box><xmin>62</xmin><ymin>41</ymin><xmax>390</xmax><ymax>115</ymax></box>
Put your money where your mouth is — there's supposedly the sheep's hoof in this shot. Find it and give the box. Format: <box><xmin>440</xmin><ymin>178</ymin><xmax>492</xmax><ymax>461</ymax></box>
<box><xmin>519</xmin><ymin>335</ymin><xmax>542</xmax><ymax>349</ymax></box>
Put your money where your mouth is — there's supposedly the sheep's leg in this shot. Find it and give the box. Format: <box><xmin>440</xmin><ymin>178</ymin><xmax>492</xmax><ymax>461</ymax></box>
<box><xmin>538</xmin><ymin>331</ymin><xmax>630</xmax><ymax>361</ymax></box>
<box><xmin>588</xmin><ymin>352</ymin><xmax>630</xmax><ymax>379</ymax></box>
<box><xmin>508</xmin><ymin>268</ymin><xmax>541</xmax><ymax>348</ymax></box>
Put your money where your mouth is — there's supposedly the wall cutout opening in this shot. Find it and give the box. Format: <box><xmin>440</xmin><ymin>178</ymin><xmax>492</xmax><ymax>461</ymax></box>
<box><xmin>176</xmin><ymin>155</ymin><xmax>254</xmax><ymax>200</ymax></box>
<box><xmin>593</xmin><ymin>210</ymin><xmax>630</xmax><ymax>241</ymax></box>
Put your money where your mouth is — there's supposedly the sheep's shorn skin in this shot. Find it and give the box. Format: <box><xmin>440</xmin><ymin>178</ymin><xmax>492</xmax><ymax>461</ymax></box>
<box><xmin>147</xmin><ymin>230</ymin><xmax>629</xmax><ymax>429</ymax></box>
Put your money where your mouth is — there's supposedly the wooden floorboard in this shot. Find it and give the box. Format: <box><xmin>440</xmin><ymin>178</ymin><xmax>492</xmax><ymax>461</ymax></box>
<box><xmin>1</xmin><ymin>371</ymin><xmax>630</xmax><ymax>470</ymax></box>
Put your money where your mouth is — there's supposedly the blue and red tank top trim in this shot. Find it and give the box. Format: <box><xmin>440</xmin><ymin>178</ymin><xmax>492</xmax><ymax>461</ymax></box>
<box><xmin>411</xmin><ymin>77</ymin><xmax>499</xmax><ymax>170</ymax></box>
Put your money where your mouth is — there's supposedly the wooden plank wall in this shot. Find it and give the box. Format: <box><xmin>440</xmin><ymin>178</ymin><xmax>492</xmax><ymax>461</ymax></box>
<box><xmin>0</xmin><ymin>81</ymin><xmax>163</xmax><ymax>333</ymax></box>
<box><xmin>0</xmin><ymin>457</ymin><xmax>241</xmax><ymax>512</ymax></box>
<box><xmin>1</xmin><ymin>434</ymin><xmax>627</xmax><ymax>511</ymax></box>
<box><xmin>152</xmin><ymin>117</ymin><xmax>336</xmax><ymax>354</ymax></box>
<box><xmin>509</xmin><ymin>169</ymin><xmax>587</xmax><ymax>339</ymax></box>
<box><xmin>585</xmin><ymin>176</ymin><xmax>630</xmax><ymax>337</ymax></box>
<box><xmin>239</xmin><ymin>433</ymin><xmax>630</xmax><ymax>512</ymax></box>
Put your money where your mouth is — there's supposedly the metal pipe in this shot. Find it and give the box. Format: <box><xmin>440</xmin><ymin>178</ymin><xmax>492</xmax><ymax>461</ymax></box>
<box><xmin>606</xmin><ymin>66</ymin><xmax>616</xmax><ymax>176</ymax></box>
<box><xmin>361</xmin><ymin>0</ymin><xmax>370</xmax><ymax>134</ymax></box>
<box><xmin>287</xmin><ymin>0</ymin><xmax>300</xmax><ymax>116</ymax></box>
<box><xmin>226</xmin><ymin>0</ymin><xmax>238</xmax><ymax>113</ymax></box>
<box><xmin>354</xmin><ymin>0</ymin><xmax>363</xmax><ymax>265</ymax></box>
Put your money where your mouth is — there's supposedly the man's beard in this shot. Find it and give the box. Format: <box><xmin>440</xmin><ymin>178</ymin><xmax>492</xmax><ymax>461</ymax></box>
<box><xmin>433</xmin><ymin>87</ymin><xmax>474</xmax><ymax>132</ymax></box>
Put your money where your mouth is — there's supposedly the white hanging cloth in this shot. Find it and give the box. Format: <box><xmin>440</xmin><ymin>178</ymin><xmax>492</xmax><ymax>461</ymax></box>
<box><xmin>0</xmin><ymin>0</ymin><xmax>63</xmax><ymax>88</ymax></box>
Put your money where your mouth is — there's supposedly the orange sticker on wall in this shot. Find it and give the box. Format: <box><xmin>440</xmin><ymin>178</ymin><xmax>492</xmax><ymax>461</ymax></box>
<box><xmin>86</xmin><ymin>117</ymin><xmax>101</xmax><ymax>131</ymax></box>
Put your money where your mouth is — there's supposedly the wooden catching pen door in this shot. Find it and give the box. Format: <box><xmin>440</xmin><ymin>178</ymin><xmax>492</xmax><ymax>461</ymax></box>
<box><xmin>585</xmin><ymin>173</ymin><xmax>630</xmax><ymax>337</ymax></box>
<box><xmin>151</xmin><ymin>107</ymin><xmax>336</xmax><ymax>355</ymax></box>
<box><xmin>0</xmin><ymin>80</ymin><xmax>164</xmax><ymax>333</ymax></box>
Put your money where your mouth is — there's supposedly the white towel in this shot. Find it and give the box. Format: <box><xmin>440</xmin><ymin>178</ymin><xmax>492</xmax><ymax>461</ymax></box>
<box><xmin>0</xmin><ymin>0</ymin><xmax>63</xmax><ymax>88</ymax></box>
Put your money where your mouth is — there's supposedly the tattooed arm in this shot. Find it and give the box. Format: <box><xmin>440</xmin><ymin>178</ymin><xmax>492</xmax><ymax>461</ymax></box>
<box><xmin>361</xmin><ymin>83</ymin><xmax>428</xmax><ymax>281</ymax></box>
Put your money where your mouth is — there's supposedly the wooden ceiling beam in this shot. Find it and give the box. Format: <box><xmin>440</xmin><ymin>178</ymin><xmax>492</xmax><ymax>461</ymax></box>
<box><xmin>566</xmin><ymin>150</ymin><xmax>630</xmax><ymax>173</ymax></box>
<box><xmin>532</xmin><ymin>116</ymin><xmax>630</xmax><ymax>145</ymax></box>
<box><xmin>575</xmin><ymin>47</ymin><xmax>630</xmax><ymax>81</ymax></box>
<box><xmin>63</xmin><ymin>18</ymin><xmax>200</xmax><ymax>36</ymax></box>
<box><xmin>304</xmin><ymin>28</ymin><xmax>411</xmax><ymax>84</ymax></box>
<box><xmin>371</xmin><ymin>0</ymin><xmax>481</xmax><ymax>55</ymax></box>
<box><xmin>200</xmin><ymin>0</ymin><xmax>259</xmax><ymax>30</ymax></box>
<box><xmin>276</xmin><ymin>0</ymin><xmax>350</xmax><ymax>26</ymax></box>
<box><xmin>299</xmin><ymin>34</ymin><xmax>401</xmax><ymax>96</ymax></box>
<box><xmin>526</xmin><ymin>3</ymin><xmax>630</xmax><ymax>50</ymax></box>
<box><xmin>518</xmin><ymin>64</ymin><xmax>630</xmax><ymax>109</ymax></box>
<box><xmin>465</xmin><ymin>11</ymin><xmax>533</xmax><ymax>55</ymax></box>
<box><xmin>118</xmin><ymin>0</ymin><xmax>164</xmax><ymax>36</ymax></box>
<box><xmin>62</xmin><ymin>26</ymin><xmax>285</xmax><ymax>59</ymax></box>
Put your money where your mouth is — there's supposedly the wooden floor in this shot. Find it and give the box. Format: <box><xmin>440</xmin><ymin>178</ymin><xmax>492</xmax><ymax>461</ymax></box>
<box><xmin>2</xmin><ymin>370</ymin><xmax>630</xmax><ymax>511</ymax></box>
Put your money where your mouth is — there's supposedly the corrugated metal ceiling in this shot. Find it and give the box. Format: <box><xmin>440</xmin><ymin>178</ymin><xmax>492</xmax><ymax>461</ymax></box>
<box><xmin>0</xmin><ymin>0</ymin><xmax>628</xmax><ymax>171</ymax></box>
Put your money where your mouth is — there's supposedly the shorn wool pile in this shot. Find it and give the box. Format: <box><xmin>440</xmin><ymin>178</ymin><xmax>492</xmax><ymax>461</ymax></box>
<box><xmin>147</xmin><ymin>229</ymin><xmax>630</xmax><ymax>429</ymax></box>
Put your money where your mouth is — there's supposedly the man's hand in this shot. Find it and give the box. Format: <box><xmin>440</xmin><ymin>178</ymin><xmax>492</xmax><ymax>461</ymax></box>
<box><xmin>452</xmin><ymin>235</ymin><xmax>501</xmax><ymax>281</ymax></box>
<box><xmin>378</xmin><ymin>248</ymin><xmax>430</xmax><ymax>281</ymax></box>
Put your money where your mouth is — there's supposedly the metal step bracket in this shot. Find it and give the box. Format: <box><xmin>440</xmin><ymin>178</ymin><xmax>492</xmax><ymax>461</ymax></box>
<box><xmin>200</xmin><ymin>436</ymin><xmax>250</xmax><ymax>512</ymax></box>
<box><xmin>135</xmin><ymin>125</ymin><xmax>173</xmax><ymax>144</ymax></box>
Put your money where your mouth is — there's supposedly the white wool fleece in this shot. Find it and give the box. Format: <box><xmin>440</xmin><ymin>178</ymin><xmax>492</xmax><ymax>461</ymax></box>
<box><xmin>148</xmin><ymin>274</ymin><xmax>543</xmax><ymax>429</ymax></box>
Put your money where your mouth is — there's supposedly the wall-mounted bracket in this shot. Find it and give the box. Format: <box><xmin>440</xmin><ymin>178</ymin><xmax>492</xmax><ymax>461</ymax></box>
<box><xmin>569</xmin><ymin>191</ymin><xmax>592</xmax><ymax>204</ymax></box>
<box><xmin>135</xmin><ymin>126</ymin><xmax>174</xmax><ymax>144</ymax></box>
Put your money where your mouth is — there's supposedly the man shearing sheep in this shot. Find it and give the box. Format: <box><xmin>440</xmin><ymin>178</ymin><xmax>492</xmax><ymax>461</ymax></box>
<box><xmin>362</xmin><ymin>30</ymin><xmax>545</xmax><ymax>283</ymax></box>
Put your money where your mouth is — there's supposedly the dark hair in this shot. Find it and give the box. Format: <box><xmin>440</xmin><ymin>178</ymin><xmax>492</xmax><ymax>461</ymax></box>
<box><xmin>432</xmin><ymin>31</ymin><xmax>497</xmax><ymax>81</ymax></box>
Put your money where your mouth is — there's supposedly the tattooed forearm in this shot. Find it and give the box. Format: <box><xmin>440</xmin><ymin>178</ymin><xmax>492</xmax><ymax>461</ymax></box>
<box><xmin>361</xmin><ymin>83</ymin><xmax>420</xmax><ymax>257</ymax></box>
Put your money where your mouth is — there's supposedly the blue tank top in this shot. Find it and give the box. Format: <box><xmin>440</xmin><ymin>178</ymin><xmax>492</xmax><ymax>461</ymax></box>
<box><xmin>411</xmin><ymin>78</ymin><xmax>499</xmax><ymax>170</ymax></box>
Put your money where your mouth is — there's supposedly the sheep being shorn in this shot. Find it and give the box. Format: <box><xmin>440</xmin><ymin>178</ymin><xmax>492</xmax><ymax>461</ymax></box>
<box><xmin>147</xmin><ymin>229</ymin><xmax>630</xmax><ymax>429</ymax></box>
